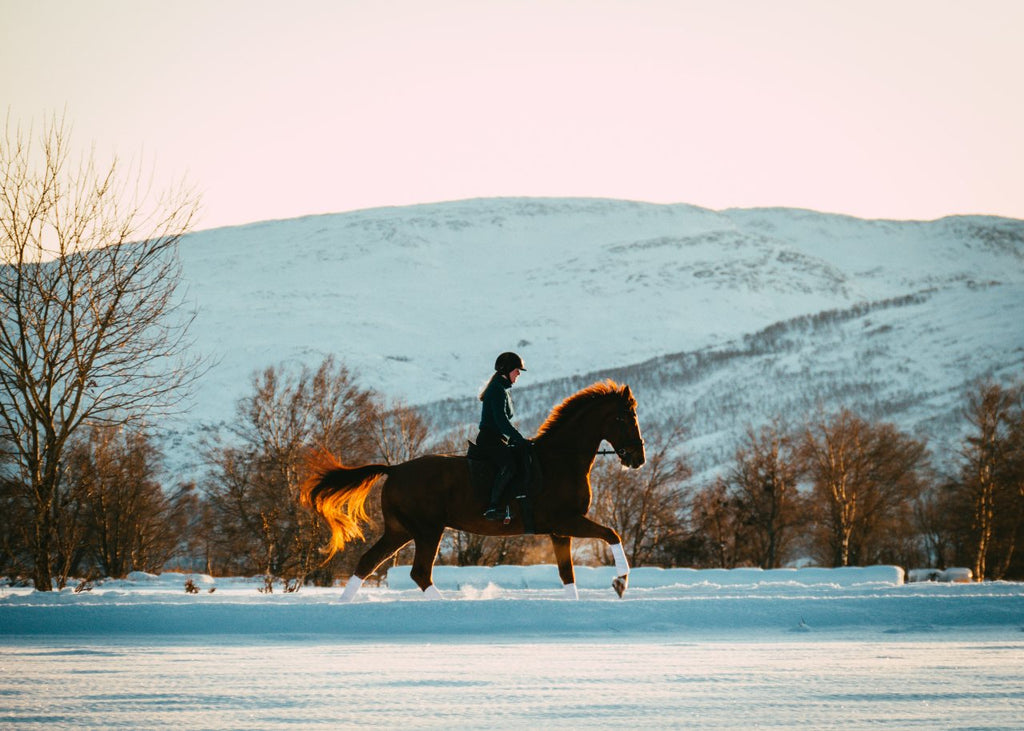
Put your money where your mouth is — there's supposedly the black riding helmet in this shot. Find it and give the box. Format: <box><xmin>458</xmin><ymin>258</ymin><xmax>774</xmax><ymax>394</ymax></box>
<box><xmin>494</xmin><ymin>351</ymin><xmax>527</xmax><ymax>375</ymax></box>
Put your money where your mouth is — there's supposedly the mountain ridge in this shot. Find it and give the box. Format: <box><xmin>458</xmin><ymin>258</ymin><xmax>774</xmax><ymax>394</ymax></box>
<box><xmin>170</xmin><ymin>197</ymin><xmax>1024</xmax><ymax>477</ymax></box>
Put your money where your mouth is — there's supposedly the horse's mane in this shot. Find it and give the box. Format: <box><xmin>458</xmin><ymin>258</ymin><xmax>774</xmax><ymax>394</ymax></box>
<box><xmin>534</xmin><ymin>379</ymin><xmax>634</xmax><ymax>439</ymax></box>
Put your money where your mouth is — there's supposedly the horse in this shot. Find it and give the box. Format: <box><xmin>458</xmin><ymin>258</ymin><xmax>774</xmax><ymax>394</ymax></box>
<box><xmin>299</xmin><ymin>379</ymin><xmax>646</xmax><ymax>601</ymax></box>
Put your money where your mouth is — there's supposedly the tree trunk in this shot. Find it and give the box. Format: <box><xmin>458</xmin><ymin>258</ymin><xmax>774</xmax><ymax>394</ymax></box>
<box><xmin>32</xmin><ymin>503</ymin><xmax>53</xmax><ymax>591</ymax></box>
<box><xmin>973</xmin><ymin>468</ymin><xmax>994</xmax><ymax>581</ymax></box>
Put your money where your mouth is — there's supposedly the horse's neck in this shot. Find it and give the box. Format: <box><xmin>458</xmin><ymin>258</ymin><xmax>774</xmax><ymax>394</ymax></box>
<box><xmin>539</xmin><ymin>400</ymin><xmax>610</xmax><ymax>463</ymax></box>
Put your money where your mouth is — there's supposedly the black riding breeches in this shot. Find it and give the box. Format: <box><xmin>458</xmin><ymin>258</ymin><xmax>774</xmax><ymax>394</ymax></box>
<box><xmin>475</xmin><ymin>428</ymin><xmax>527</xmax><ymax>475</ymax></box>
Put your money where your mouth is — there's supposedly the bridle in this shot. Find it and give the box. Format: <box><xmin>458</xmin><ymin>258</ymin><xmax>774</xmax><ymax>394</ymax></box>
<box><xmin>597</xmin><ymin>412</ymin><xmax>645</xmax><ymax>460</ymax></box>
<box><xmin>596</xmin><ymin>440</ymin><xmax>645</xmax><ymax>459</ymax></box>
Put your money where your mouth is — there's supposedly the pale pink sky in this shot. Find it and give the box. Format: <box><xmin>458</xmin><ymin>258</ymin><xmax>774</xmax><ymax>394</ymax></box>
<box><xmin>3</xmin><ymin>0</ymin><xmax>1022</xmax><ymax>230</ymax></box>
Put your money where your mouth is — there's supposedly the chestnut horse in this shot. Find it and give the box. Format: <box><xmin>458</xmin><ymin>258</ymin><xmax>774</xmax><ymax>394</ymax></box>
<box><xmin>300</xmin><ymin>380</ymin><xmax>645</xmax><ymax>601</ymax></box>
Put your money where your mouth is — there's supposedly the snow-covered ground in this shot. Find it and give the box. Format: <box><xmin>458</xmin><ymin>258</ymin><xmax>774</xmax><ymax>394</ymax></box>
<box><xmin>3</xmin><ymin>566</ymin><xmax>1022</xmax><ymax>729</ymax></box>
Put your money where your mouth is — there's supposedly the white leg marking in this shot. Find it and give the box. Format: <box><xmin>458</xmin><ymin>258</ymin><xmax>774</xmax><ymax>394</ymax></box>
<box><xmin>339</xmin><ymin>575</ymin><xmax>363</xmax><ymax>603</ymax></box>
<box><xmin>423</xmin><ymin>584</ymin><xmax>443</xmax><ymax>600</ymax></box>
<box><xmin>563</xmin><ymin>582</ymin><xmax>579</xmax><ymax>600</ymax></box>
<box><xmin>611</xmin><ymin>542</ymin><xmax>630</xmax><ymax>576</ymax></box>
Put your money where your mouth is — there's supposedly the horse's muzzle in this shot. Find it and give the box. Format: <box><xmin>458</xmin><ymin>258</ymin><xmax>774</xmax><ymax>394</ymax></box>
<box><xmin>616</xmin><ymin>441</ymin><xmax>646</xmax><ymax>468</ymax></box>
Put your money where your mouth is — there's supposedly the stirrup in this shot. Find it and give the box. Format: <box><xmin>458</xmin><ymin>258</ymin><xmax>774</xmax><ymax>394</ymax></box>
<box><xmin>483</xmin><ymin>506</ymin><xmax>500</xmax><ymax>521</ymax></box>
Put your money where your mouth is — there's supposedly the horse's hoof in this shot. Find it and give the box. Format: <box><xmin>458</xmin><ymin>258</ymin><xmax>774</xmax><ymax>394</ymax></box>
<box><xmin>612</xmin><ymin>574</ymin><xmax>628</xmax><ymax>598</ymax></box>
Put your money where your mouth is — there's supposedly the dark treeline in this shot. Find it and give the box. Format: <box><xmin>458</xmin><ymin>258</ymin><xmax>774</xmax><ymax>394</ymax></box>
<box><xmin>587</xmin><ymin>379</ymin><xmax>1023</xmax><ymax>581</ymax></box>
<box><xmin>1</xmin><ymin>357</ymin><xmax>1021</xmax><ymax>587</ymax></box>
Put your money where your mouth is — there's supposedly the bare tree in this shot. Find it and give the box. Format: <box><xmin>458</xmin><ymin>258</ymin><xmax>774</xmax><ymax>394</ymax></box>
<box><xmin>1003</xmin><ymin>390</ymin><xmax>1024</xmax><ymax>578</ymax></box>
<box><xmin>913</xmin><ymin>483</ymin><xmax>958</xmax><ymax>571</ymax></box>
<box><xmin>800</xmin><ymin>409</ymin><xmax>928</xmax><ymax>567</ymax></box>
<box><xmin>588</xmin><ymin>423</ymin><xmax>691</xmax><ymax>567</ymax></box>
<box><xmin>726</xmin><ymin>420</ymin><xmax>806</xmax><ymax>568</ymax></box>
<box><xmin>64</xmin><ymin>423</ymin><xmax>193</xmax><ymax>579</ymax></box>
<box><xmin>1001</xmin><ymin>392</ymin><xmax>1024</xmax><ymax>578</ymax></box>
<box><xmin>202</xmin><ymin>356</ymin><xmax>387</xmax><ymax>584</ymax></box>
<box><xmin>0</xmin><ymin>115</ymin><xmax>201</xmax><ymax>589</ymax></box>
<box><xmin>369</xmin><ymin>399</ymin><xmax>429</xmax><ymax>465</ymax></box>
<box><xmin>854</xmin><ymin>421</ymin><xmax>930</xmax><ymax>567</ymax></box>
<box><xmin>688</xmin><ymin>477</ymin><xmax>745</xmax><ymax>568</ymax></box>
<box><xmin>954</xmin><ymin>381</ymin><xmax>1023</xmax><ymax>580</ymax></box>
<box><xmin>800</xmin><ymin>409</ymin><xmax>869</xmax><ymax>567</ymax></box>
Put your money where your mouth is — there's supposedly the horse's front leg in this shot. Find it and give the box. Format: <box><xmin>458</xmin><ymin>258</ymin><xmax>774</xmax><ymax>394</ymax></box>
<box><xmin>550</xmin><ymin>534</ymin><xmax>579</xmax><ymax>600</ymax></box>
<box><xmin>555</xmin><ymin>515</ymin><xmax>630</xmax><ymax>597</ymax></box>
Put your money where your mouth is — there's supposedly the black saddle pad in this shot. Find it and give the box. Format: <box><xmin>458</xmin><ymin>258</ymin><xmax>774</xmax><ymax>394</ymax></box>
<box><xmin>466</xmin><ymin>441</ymin><xmax>496</xmax><ymax>499</ymax></box>
<box><xmin>466</xmin><ymin>440</ymin><xmax>491</xmax><ymax>463</ymax></box>
<box><xmin>465</xmin><ymin>441</ymin><xmax>539</xmax><ymax>500</ymax></box>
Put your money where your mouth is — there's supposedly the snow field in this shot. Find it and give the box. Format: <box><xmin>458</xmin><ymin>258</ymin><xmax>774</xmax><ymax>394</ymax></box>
<box><xmin>2</xmin><ymin>566</ymin><xmax>1022</xmax><ymax>729</ymax></box>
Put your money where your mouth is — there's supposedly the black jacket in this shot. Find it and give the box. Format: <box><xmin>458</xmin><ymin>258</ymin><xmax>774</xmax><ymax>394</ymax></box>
<box><xmin>478</xmin><ymin>374</ymin><xmax>526</xmax><ymax>446</ymax></box>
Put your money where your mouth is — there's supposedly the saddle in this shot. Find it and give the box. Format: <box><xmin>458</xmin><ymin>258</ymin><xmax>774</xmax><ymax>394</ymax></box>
<box><xmin>466</xmin><ymin>441</ymin><xmax>540</xmax><ymax>533</ymax></box>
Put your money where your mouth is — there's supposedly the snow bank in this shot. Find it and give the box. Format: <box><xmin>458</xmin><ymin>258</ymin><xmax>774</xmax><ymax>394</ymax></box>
<box><xmin>124</xmin><ymin>570</ymin><xmax>216</xmax><ymax>586</ymax></box>
<box><xmin>908</xmin><ymin>567</ymin><xmax>974</xmax><ymax>583</ymax></box>
<box><xmin>2</xmin><ymin>566</ymin><xmax>1021</xmax><ymax>639</ymax></box>
<box><xmin>385</xmin><ymin>564</ymin><xmax>905</xmax><ymax>590</ymax></box>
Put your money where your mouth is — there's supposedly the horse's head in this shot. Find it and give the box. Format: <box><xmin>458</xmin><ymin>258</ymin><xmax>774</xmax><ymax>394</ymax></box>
<box><xmin>535</xmin><ymin>380</ymin><xmax>647</xmax><ymax>467</ymax></box>
<box><xmin>605</xmin><ymin>385</ymin><xmax>646</xmax><ymax>468</ymax></box>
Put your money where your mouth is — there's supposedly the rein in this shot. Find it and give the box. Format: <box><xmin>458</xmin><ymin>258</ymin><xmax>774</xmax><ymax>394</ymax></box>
<box><xmin>540</xmin><ymin>442</ymin><xmax>643</xmax><ymax>459</ymax></box>
<box><xmin>597</xmin><ymin>438</ymin><xmax>645</xmax><ymax>458</ymax></box>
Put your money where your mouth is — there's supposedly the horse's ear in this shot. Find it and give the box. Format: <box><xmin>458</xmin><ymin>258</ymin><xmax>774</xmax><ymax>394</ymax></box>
<box><xmin>622</xmin><ymin>385</ymin><xmax>638</xmax><ymax>410</ymax></box>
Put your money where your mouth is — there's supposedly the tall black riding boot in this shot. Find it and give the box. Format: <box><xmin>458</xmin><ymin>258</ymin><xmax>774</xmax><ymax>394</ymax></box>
<box><xmin>484</xmin><ymin>465</ymin><xmax>513</xmax><ymax>520</ymax></box>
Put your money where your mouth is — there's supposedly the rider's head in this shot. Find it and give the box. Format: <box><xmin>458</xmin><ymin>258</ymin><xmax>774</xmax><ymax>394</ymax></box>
<box><xmin>494</xmin><ymin>352</ymin><xmax>526</xmax><ymax>383</ymax></box>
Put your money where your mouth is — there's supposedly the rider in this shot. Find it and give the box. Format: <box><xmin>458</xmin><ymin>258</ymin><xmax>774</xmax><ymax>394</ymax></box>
<box><xmin>478</xmin><ymin>351</ymin><xmax>528</xmax><ymax>520</ymax></box>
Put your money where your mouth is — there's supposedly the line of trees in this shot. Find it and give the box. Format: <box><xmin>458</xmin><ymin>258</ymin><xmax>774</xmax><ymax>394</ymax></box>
<box><xmin>1</xmin><ymin>423</ymin><xmax>199</xmax><ymax>588</ymax></box>
<box><xmin>584</xmin><ymin>381</ymin><xmax>1023</xmax><ymax>580</ymax></box>
<box><xmin>3</xmin><ymin>348</ymin><xmax>1021</xmax><ymax>585</ymax></box>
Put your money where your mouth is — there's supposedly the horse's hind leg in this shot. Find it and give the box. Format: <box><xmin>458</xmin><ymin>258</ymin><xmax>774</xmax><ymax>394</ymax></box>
<box><xmin>408</xmin><ymin>529</ymin><xmax>444</xmax><ymax>599</ymax></box>
<box><xmin>339</xmin><ymin>526</ymin><xmax>411</xmax><ymax>603</ymax></box>
<box><xmin>550</xmin><ymin>535</ymin><xmax>579</xmax><ymax>600</ymax></box>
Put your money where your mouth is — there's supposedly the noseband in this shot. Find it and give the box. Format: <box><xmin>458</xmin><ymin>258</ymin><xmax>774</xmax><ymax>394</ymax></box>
<box><xmin>600</xmin><ymin>411</ymin><xmax>645</xmax><ymax>461</ymax></box>
<box><xmin>597</xmin><ymin>439</ymin><xmax>645</xmax><ymax>460</ymax></box>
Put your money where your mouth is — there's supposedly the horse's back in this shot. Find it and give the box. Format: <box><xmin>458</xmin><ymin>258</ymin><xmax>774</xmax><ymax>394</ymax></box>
<box><xmin>384</xmin><ymin>453</ymin><xmax>467</xmax><ymax>493</ymax></box>
<box><xmin>377</xmin><ymin>453</ymin><xmax>469</xmax><ymax>526</ymax></box>
<box><xmin>393</xmin><ymin>452</ymin><xmax>464</xmax><ymax>472</ymax></box>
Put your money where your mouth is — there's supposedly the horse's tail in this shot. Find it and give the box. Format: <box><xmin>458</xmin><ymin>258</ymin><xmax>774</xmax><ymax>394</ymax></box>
<box><xmin>300</xmin><ymin>449</ymin><xmax>390</xmax><ymax>561</ymax></box>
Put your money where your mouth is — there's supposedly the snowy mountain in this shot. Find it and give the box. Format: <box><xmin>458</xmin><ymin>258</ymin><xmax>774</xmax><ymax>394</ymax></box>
<box><xmin>172</xmin><ymin>197</ymin><xmax>1024</xmax><ymax>476</ymax></box>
